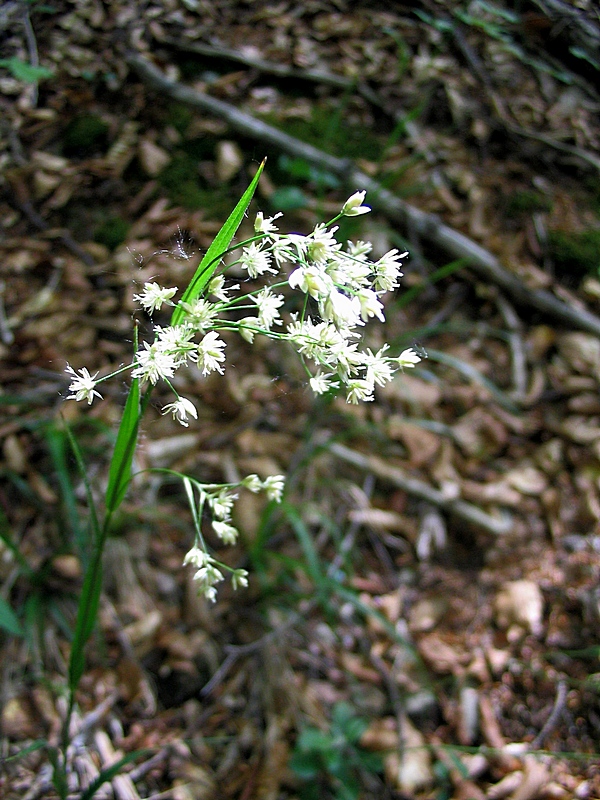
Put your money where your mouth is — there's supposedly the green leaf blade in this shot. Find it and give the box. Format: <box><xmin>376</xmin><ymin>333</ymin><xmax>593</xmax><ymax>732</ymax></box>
<box><xmin>171</xmin><ymin>159</ymin><xmax>266</xmax><ymax>326</ymax></box>
<box><xmin>105</xmin><ymin>378</ymin><xmax>141</xmax><ymax>518</ymax></box>
<box><xmin>0</xmin><ymin>57</ymin><xmax>53</xmax><ymax>82</ymax></box>
<box><xmin>0</xmin><ymin>596</ymin><xmax>23</xmax><ymax>636</ymax></box>
<box><xmin>67</xmin><ymin>556</ymin><xmax>103</xmax><ymax>692</ymax></box>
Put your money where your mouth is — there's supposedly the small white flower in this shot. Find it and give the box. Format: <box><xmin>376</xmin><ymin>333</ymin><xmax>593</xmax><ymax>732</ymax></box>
<box><xmin>178</xmin><ymin>298</ymin><xmax>218</xmax><ymax>332</ymax></box>
<box><xmin>194</xmin><ymin>563</ymin><xmax>224</xmax><ymax>588</ymax></box>
<box><xmin>363</xmin><ymin>346</ymin><xmax>395</xmax><ymax>387</ymax></box>
<box><xmin>262</xmin><ymin>475</ymin><xmax>285</xmax><ymax>503</ymax></box>
<box><xmin>356</xmin><ymin>288</ymin><xmax>385</xmax><ymax>322</ymax></box>
<box><xmin>254</xmin><ymin>211</ymin><xmax>282</xmax><ymax>235</ymax></box>
<box><xmin>183</xmin><ymin>546</ymin><xmax>212</xmax><ymax>569</ymax></box>
<box><xmin>133</xmin><ymin>282</ymin><xmax>177</xmax><ymax>314</ymax></box>
<box><xmin>271</xmin><ymin>233</ymin><xmax>308</xmax><ymax>266</ymax></box>
<box><xmin>252</xmin><ymin>287</ymin><xmax>284</xmax><ymax>330</ymax></box>
<box><xmin>65</xmin><ymin>365</ymin><xmax>103</xmax><ymax>405</ymax></box>
<box><xmin>212</xmin><ymin>519</ymin><xmax>239</xmax><ymax>544</ymax></box>
<box><xmin>327</xmin><ymin>252</ymin><xmax>371</xmax><ymax>289</ymax></box>
<box><xmin>396</xmin><ymin>348</ymin><xmax>421</xmax><ymax>368</ymax></box>
<box><xmin>162</xmin><ymin>396</ymin><xmax>198</xmax><ymax>427</ymax></box>
<box><xmin>209</xmin><ymin>490</ymin><xmax>237</xmax><ymax>520</ymax></box>
<box><xmin>288</xmin><ymin>264</ymin><xmax>333</xmax><ymax>300</ymax></box>
<box><xmin>335</xmin><ymin>345</ymin><xmax>363</xmax><ymax>382</ymax></box>
<box><xmin>320</xmin><ymin>290</ymin><xmax>363</xmax><ymax>330</ymax></box>
<box><xmin>203</xmin><ymin>586</ymin><xmax>218</xmax><ymax>602</ymax></box>
<box><xmin>207</xmin><ymin>274</ymin><xmax>239</xmax><ymax>302</ymax></box>
<box><xmin>242</xmin><ymin>474</ymin><xmax>262</xmax><ymax>493</ymax></box>
<box><xmin>156</xmin><ymin>324</ymin><xmax>198</xmax><ymax>363</ymax></box>
<box><xmin>231</xmin><ymin>569</ymin><xmax>249</xmax><ymax>590</ymax></box>
<box><xmin>197</xmin><ymin>331</ymin><xmax>226</xmax><ymax>375</ymax></box>
<box><xmin>347</xmin><ymin>240</ymin><xmax>372</xmax><ymax>259</ymax></box>
<box><xmin>240</xmin><ymin>242</ymin><xmax>276</xmax><ymax>278</ymax></box>
<box><xmin>307</xmin><ymin>224</ymin><xmax>341</xmax><ymax>264</ymax></box>
<box><xmin>132</xmin><ymin>341</ymin><xmax>178</xmax><ymax>384</ymax></box>
<box><xmin>238</xmin><ymin>317</ymin><xmax>261</xmax><ymax>343</ymax></box>
<box><xmin>309</xmin><ymin>371</ymin><xmax>339</xmax><ymax>395</ymax></box>
<box><xmin>373</xmin><ymin>249</ymin><xmax>406</xmax><ymax>292</ymax></box>
<box><xmin>346</xmin><ymin>379</ymin><xmax>374</xmax><ymax>404</ymax></box>
<box><xmin>341</xmin><ymin>190</ymin><xmax>371</xmax><ymax>217</ymax></box>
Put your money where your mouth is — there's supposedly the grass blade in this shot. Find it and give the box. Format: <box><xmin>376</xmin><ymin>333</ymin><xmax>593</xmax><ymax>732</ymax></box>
<box><xmin>0</xmin><ymin>596</ymin><xmax>23</xmax><ymax>636</ymax></box>
<box><xmin>104</xmin><ymin>377</ymin><xmax>141</xmax><ymax>519</ymax></box>
<box><xmin>79</xmin><ymin>750</ymin><xmax>149</xmax><ymax>800</ymax></box>
<box><xmin>62</xmin><ymin>420</ymin><xmax>100</xmax><ymax>557</ymax></box>
<box><xmin>280</xmin><ymin>502</ymin><xmax>328</xmax><ymax>608</ymax></box>
<box><xmin>62</xmin><ymin>429</ymin><xmax>103</xmax><ymax>695</ymax></box>
<box><xmin>67</xmin><ymin>545</ymin><xmax>103</xmax><ymax>695</ymax></box>
<box><xmin>171</xmin><ymin>159</ymin><xmax>266</xmax><ymax>326</ymax></box>
<box><xmin>45</xmin><ymin>424</ymin><xmax>86</xmax><ymax>557</ymax></box>
<box><xmin>3</xmin><ymin>740</ymin><xmax>47</xmax><ymax>762</ymax></box>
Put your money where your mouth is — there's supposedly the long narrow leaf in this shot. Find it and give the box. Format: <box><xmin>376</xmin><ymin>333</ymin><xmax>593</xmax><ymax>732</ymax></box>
<box><xmin>3</xmin><ymin>740</ymin><xmax>47</xmax><ymax>762</ymax></box>
<box><xmin>45</xmin><ymin>425</ymin><xmax>85</xmax><ymax>554</ymax></box>
<box><xmin>62</xmin><ymin>419</ymin><xmax>105</xmax><ymax>693</ymax></box>
<box><xmin>171</xmin><ymin>159</ymin><xmax>265</xmax><ymax>326</ymax></box>
<box><xmin>280</xmin><ymin>503</ymin><xmax>327</xmax><ymax>597</ymax></box>
<box><xmin>62</xmin><ymin>420</ymin><xmax>101</xmax><ymax>561</ymax></box>
<box><xmin>0</xmin><ymin>596</ymin><xmax>23</xmax><ymax>636</ymax></box>
<box><xmin>104</xmin><ymin>377</ymin><xmax>140</xmax><ymax>518</ymax></box>
<box><xmin>67</xmin><ymin>546</ymin><xmax>103</xmax><ymax>692</ymax></box>
<box><xmin>79</xmin><ymin>750</ymin><xmax>149</xmax><ymax>800</ymax></box>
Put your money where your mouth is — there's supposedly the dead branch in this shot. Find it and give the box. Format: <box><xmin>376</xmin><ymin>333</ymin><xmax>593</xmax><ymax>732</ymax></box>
<box><xmin>495</xmin><ymin>293</ymin><xmax>528</xmax><ymax>401</ymax></box>
<box><xmin>328</xmin><ymin>442</ymin><xmax>513</xmax><ymax>536</ymax></box>
<box><xmin>126</xmin><ymin>53</ymin><xmax>600</xmax><ymax>340</ymax></box>
<box><xmin>530</xmin><ymin>679</ymin><xmax>568</xmax><ymax>750</ymax></box>
<box><xmin>161</xmin><ymin>30</ymin><xmax>600</xmax><ymax>173</ymax></box>
<box><xmin>155</xmin><ymin>34</ymin><xmax>381</xmax><ymax>106</ymax></box>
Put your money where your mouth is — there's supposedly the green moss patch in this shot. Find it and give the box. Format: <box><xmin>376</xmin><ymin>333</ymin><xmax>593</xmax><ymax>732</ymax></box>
<box><xmin>63</xmin><ymin>114</ymin><xmax>109</xmax><ymax>156</ymax></box>
<box><xmin>503</xmin><ymin>189</ymin><xmax>552</xmax><ymax>218</ymax></box>
<box><xmin>548</xmin><ymin>228</ymin><xmax>600</xmax><ymax>280</ymax></box>
<box><xmin>94</xmin><ymin>217</ymin><xmax>130</xmax><ymax>250</ymax></box>
<box><xmin>261</xmin><ymin>104</ymin><xmax>383</xmax><ymax>162</ymax></box>
<box><xmin>157</xmin><ymin>148</ymin><xmax>232</xmax><ymax>214</ymax></box>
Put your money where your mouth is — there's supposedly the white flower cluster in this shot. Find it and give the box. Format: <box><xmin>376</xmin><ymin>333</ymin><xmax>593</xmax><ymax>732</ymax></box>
<box><xmin>63</xmin><ymin>190</ymin><xmax>421</xmax><ymax>600</ymax></box>
<box><xmin>65</xmin><ymin>190</ymin><xmax>420</xmax><ymax>417</ymax></box>
<box><xmin>183</xmin><ymin>473</ymin><xmax>285</xmax><ymax>600</ymax></box>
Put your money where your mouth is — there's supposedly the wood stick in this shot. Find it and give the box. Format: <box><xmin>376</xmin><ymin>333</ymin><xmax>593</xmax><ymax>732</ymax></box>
<box><xmin>329</xmin><ymin>442</ymin><xmax>513</xmax><ymax>535</ymax></box>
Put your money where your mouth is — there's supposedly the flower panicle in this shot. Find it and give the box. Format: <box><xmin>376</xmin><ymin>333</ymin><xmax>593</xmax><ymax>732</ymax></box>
<box><xmin>63</xmin><ymin>189</ymin><xmax>422</xmax><ymax>602</ymax></box>
<box><xmin>66</xmin><ymin>190</ymin><xmax>417</xmax><ymax>417</ymax></box>
<box><xmin>181</xmin><ymin>474</ymin><xmax>285</xmax><ymax>598</ymax></box>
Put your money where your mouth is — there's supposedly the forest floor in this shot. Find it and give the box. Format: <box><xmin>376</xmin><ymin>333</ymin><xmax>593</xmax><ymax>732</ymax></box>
<box><xmin>1</xmin><ymin>1</ymin><xmax>600</xmax><ymax>798</ymax></box>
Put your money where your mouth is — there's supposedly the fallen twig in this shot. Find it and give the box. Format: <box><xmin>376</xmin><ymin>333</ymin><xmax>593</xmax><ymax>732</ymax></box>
<box><xmin>328</xmin><ymin>442</ymin><xmax>513</xmax><ymax>536</ymax></box>
<box><xmin>200</xmin><ymin>609</ymin><xmax>307</xmax><ymax>697</ymax></box>
<box><xmin>126</xmin><ymin>53</ymin><xmax>600</xmax><ymax>339</ymax></box>
<box><xmin>155</xmin><ymin>35</ymin><xmax>382</xmax><ymax>105</ymax></box>
<box><xmin>531</xmin><ymin>679</ymin><xmax>568</xmax><ymax>750</ymax></box>
<box><xmin>495</xmin><ymin>293</ymin><xmax>528</xmax><ymax>401</ymax></box>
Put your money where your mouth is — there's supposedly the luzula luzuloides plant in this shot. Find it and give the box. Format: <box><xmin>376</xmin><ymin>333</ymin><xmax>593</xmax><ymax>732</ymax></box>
<box><xmin>65</xmin><ymin>164</ymin><xmax>420</xmax><ymax>603</ymax></box>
